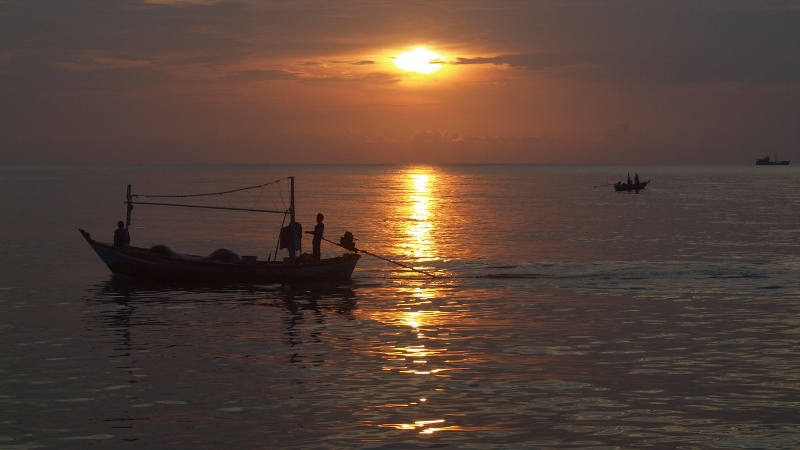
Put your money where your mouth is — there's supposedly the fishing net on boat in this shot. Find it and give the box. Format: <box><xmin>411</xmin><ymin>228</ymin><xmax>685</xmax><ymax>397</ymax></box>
<box><xmin>151</xmin><ymin>244</ymin><xmax>185</xmax><ymax>258</ymax></box>
<box><xmin>203</xmin><ymin>248</ymin><xmax>241</xmax><ymax>263</ymax></box>
<box><xmin>150</xmin><ymin>245</ymin><xmax>241</xmax><ymax>263</ymax></box>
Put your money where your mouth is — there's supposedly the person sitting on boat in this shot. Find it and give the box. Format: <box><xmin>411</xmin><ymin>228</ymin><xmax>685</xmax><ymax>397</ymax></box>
<box><xmin>627</xmin><ymin>174</ymin><xmax>632</xmax><ymax>187</ymax></box>
<box><xmin>113</xmin><ymin>221</ymin><xmax>130</xmax><ymax>247</ymax></box>
<box><xmin>305</xmin><ymin>213</ymin><xmax>325</xmax><ymax>263</ymax></box>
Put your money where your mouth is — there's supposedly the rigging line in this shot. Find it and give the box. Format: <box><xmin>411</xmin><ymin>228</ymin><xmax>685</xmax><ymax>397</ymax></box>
<box><xmin>251</xmin><ymin>184</ymin><xmax>265</xmax><ymax>209</ymax></box>
<box><xmin>222</xmin><ymin>192</ymin><xmax>234</xmax><ymax>209</ymax></box>
<box><xmin>271</xmin><ymin>184</ymin><xmax>280</xmax><ymax>211</ymax></box>
<box><xmin>277</xmin><ymin>179</ymin><xmax>286</xmax><ymax>212</ymax></box>
<box><xmin>135</xmin><ymin>177</ymin><xmax>289</xmax><ymax>199</ymax></box>
<box><xmin>284</xmin><ymin>178</ymin><xmax>290</xmax><ymax>210</ymax></box>
<box><xmin>266</xmin><ymin>184</ymin><xmax>277</xmax><ymax>211</ymax></box>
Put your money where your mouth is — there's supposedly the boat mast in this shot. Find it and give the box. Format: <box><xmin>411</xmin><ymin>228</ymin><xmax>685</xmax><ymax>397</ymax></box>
<box><xmin>289</xmin><ymin>176</ymin><xmax>295</xmax><ymax>224</ymax></box>
<box><xmin>289</xmin><ymin>176</ymin><xmax>297</xmax><ymax>262</ymax></box>
<box><xmin>126</xmin><ymin>184</ymin><xmax>133</xmax><ymax>230</ymax></box>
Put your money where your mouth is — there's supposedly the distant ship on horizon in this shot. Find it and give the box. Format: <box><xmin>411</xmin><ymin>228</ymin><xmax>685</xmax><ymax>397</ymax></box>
<box><xmin>756</xmin><ymin>155</ymin><xmax>790</xmax><ymax>165</ymax></box>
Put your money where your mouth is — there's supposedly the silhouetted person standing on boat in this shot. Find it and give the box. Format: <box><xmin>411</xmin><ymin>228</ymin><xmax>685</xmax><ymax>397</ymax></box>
<box><xmin>634</xmin><ymin>173</ymin><xmax>640</xmax><ymax>185</ymax></box>
<box><xmin>114</xmin><ymin>221</ymin><xmax>130</xmax><ymax>247</ymax></box>
<box><xmin>306</xmin><ymin>213</ymin><xmax>324</xmax><ymax>263</ymax></box>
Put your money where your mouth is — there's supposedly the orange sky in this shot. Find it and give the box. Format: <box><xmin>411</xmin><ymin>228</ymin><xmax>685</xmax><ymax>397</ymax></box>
<box><xmin>1</xmin><ymin>1</ymin><xmax>798</xmax><ymax>164</ymax></box>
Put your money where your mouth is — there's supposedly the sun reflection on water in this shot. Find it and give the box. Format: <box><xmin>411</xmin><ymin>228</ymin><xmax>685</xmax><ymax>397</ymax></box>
<box><xmin>362</xmin><ymin>168</ymin><xmax>474</xmax><ymax>435</ymax></box>
<box><xmin>379</xmin><ymin>418</ymin><xmax>458</xmax><ymax>434</ymax></box>
<box><xmin>355</xmin><ymin>284</ymin><xmax>462</xmax><ymax>432</ymax></box>
<box><xmin>394</xmin><ymin>169</ymin><xmax>438</xmax><ymax>267</ymax></box>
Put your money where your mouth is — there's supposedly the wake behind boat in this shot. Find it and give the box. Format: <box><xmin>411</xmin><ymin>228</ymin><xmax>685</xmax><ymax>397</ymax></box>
<box><xmin>81</xmin><ymin>177</ymin><xmax>360</xmax><ymax>283</ymax></box>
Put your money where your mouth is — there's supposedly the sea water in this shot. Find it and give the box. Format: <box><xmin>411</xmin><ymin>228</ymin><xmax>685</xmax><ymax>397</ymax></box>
<box><xmin>0</xmin><ymin>164</ymin><xmax>798</xmax><ymax>448</ymax></box>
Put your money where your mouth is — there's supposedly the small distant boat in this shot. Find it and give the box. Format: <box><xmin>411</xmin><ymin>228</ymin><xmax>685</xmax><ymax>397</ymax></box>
<box><xmin>80</xmin><ymin>177</ymin><xmax>360</xmax><ymax>283</ymax></box>
<box><xmin>614</xmin><ymin>180</ymin><xmax>649</xmax><ymax>191</ymax></box>
<box><xmin>756</xmin><ymin>155</ymin><xmax>790</xmax><ymax>165</ymax></box>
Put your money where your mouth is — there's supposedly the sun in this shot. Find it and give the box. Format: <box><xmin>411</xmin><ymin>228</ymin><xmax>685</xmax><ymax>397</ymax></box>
<box><xmin>393</xmin><ymin>48</ymin><xmax>444</xmax><ymax>74</ymax></box>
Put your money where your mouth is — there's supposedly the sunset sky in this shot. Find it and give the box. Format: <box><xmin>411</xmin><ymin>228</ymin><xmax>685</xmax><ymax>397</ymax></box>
<box><xmin>1</xmin><ymin>0</ymin><xmax>798</xmax><ymax>164</ymax></box>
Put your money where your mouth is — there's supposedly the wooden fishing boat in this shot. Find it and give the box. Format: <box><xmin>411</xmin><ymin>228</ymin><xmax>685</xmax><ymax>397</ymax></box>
<box><xmin>756</xmin><ymin>156</ymin><xmax>790</xmax><ymax>165</ymax></box>
<box><xmin>79</xmin><ymin>229</ymin><xmax>359</xmax><ymax>283</ymax></box>
<box><xmin>81</xmin><ymin>177</ymin><xmax>360</xmax><ymax>283</ymax></box>
<box><xmin>614</xmin><ymin>180</ymin><xmax>649</xmax><ymax>191</ymax></box>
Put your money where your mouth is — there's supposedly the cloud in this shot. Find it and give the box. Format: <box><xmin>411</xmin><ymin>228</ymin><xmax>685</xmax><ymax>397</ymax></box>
<box><xmin>54</xmin><ymin>52</ymin><xmax>155</xmax><ymax>72</ymax></box>
<box><xmin>1</xmin><ymin>0</ymin><xmax>797</xmax><ymax>164</ymax></box>
<box><xmin>410</xmin><ymin>129</ymin><xmax>479</xmax><ymax>144</ymax></box>
<box><xmin>226</xmin><ymin>68</ymin><xmax>396</xmax><ymax>84</ymax></box>
<box><xmin>452</xmin><ymin>53</ymin><xmax>593</xmax><ymax>70</ymax></box>
<box><xmin>227</xmin><ymin>69</ymin><xmax>299</xmax><ymax>82</ymax></box>
<box><xmin>143</xmin><ymin>0</ymin><xmax>223</xmax><ymax>5</ymax></box>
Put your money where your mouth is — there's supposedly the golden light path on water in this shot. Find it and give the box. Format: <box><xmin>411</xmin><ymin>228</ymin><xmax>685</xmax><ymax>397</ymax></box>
<box><xmin>368</xmin><ymin>286</ymin><xmax>464</xmax><ymax>434</ymax></box>
<box><xmin>364</xmin><ymin>168</ymin><xmax>467</xmax><ymax>434</ymax></box>
<box><xmin>396</xmin><ymin>168</ymin><xmax>438</xmax><ymax>270</ymax></box>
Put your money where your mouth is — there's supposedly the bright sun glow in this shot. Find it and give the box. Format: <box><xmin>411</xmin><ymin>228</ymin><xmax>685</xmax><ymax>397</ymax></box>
<box><xmin>393</xmin><ymin>48</ymin><xmax>444</xmax><ymax>74</ymax></box>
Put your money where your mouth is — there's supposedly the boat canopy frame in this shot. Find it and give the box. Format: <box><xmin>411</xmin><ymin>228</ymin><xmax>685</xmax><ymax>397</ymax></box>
<box><xmin>123</xmin><ymin>176</ymin><xmax>297</xmax><ymax>260</ymax></box>
<box><xmin>125</xmin><ymin>176</ymin><xmax>294</xmax><ymax>220</ymax></box>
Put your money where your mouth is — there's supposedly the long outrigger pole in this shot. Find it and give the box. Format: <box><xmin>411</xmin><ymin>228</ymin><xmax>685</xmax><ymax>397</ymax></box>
<box><xmin>320</xmin><ymin>236</ymin><xmax>436</xmax><ymax>278</ymax></box>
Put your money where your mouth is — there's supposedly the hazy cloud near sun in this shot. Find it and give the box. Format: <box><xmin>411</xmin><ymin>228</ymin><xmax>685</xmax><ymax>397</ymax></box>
<box><xmin>452</xmin><ymin>53</ymin><xmax>594</xmax><ymax>70</ymax></box>
<box><xmin>1</xmin><ymin>0</ymin><xmax>797</xmax><ymax>164</ymax></box>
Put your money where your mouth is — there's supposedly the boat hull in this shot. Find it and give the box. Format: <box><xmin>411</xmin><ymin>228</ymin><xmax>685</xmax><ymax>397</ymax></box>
<box><xmin>614</xmin><ymin>180</ymin><xmax>649</xmax><ymax>191</ymax></box>
<box><xmin>80</xmin><ymin>229</ymin><xmax>359</xmax><ymax>283</ymax></box>
<box><xmin>756</xmin><ymin>156</ymin><xmax>789</xmax><ymax>165</ymax></box>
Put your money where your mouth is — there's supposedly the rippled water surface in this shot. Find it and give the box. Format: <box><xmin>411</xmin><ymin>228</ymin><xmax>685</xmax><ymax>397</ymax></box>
<box><xmin>1</xmin><ymin>165</ymin><xmax>798</xmax><ymax>448</ymax></box>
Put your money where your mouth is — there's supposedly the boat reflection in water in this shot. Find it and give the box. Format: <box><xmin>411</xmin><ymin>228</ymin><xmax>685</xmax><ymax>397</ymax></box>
<box><xmin>83</xmin><ymin>279</ymin><xmax>359</xmax><ymax>360</ymax></box>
